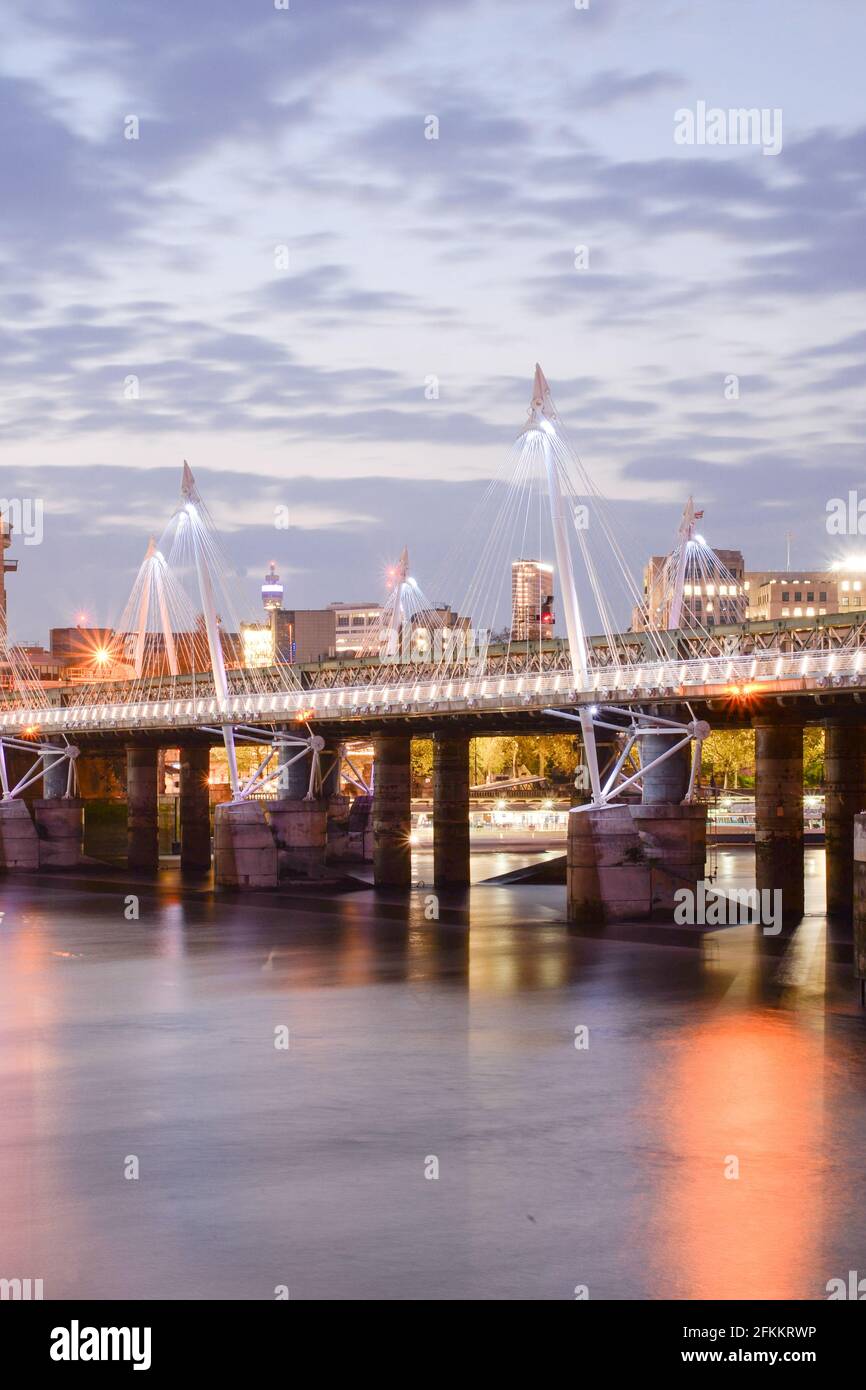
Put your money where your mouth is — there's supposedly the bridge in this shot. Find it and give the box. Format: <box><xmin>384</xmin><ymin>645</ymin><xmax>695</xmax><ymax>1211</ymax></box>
<box><xmin>1</xmin><ymin>366</ymin><xmax>865</xmax><ymax>946</ymax></box>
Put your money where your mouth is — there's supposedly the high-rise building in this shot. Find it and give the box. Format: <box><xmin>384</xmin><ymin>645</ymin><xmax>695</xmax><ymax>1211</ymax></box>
<box><xmin>261</xmin><ymin>562</ymin><xmax>284</xmax><ymax>612</ymax></box>
<box><xmin>511</xmin><ymin>560</ymin><xmax>554</xmax><ymax>641</ymax></box>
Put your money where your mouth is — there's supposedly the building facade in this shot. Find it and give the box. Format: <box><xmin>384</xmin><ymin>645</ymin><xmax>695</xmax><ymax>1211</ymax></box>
<box><xmin>511</xmin><ymin>559</ymin><xmax>554</xmax><ymax>641</ymax></box>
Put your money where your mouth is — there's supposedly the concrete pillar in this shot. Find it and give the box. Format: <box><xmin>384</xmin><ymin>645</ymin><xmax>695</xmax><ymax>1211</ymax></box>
<box><xmin>320</xmin><ymin>744</ymin><xmax>341</xmax><ymax>798</ymax></box>
<box><xmin>266</xmin><ymin>799</ymin><xmax>327</xmax><ymax>878</ymax></box>
<box><xmin>641</xmin><ymin>734</ymin><xmax>691</xmax><ymax>805</ymax></box>
<box><xmin>42</xmin><ymin>750</ymin><xmax>69</xmax><ymax>799</ymax></box>
<box><xmin>853</xmin><ymin>814</ymin><xmax>866</xmax><ymax>1005</ymax></box>
<box><xmin>754</xmin><ymin>720</ymin><xmax>804</xmax><ymax>923</ymax></box>
<box><xmin>373</xmin><ymin>734</ymin><xmax>411</xmax><ymax>888</ymax></box>
<box><xmin>0</xmin><ymin>799</ymin><xmax>39</xmax><ymax>871</ymax></box>
<box><xmin>126</xmin><ymin>743</ymin><xmax>159</xmax><ymax>873</ymax></box>
<box><xmin>567</xmin><ymin>802</ymin><xmax>706</xmax><ymax>924</ymax></box>
<box><xmin>433</xmin><ymin>732</ymin><xmax>470</xmax><ymax>888</ymax></box>
<box><xmin>33</xmin><ymin>799</ymin><xmax>84</xmax><ymax>868</ymax></box>
<box><xmin>213</xmin><ymin>802</ymin><xmax>277</xmax><ymax>888</ymax></box>
<box><xmin>179</xmin><ymin>745</ymin><xmax>211</xmax><ymax>871</ymax></box>
<box><xmin>823</xmin><ymin>721</ymin><xmax>866</xmax><ymax>919</ymax></box>
<box><xmin>276</xmin><ymin>740</ymin><xmax>311</xmax><ymax>799</ymax></box>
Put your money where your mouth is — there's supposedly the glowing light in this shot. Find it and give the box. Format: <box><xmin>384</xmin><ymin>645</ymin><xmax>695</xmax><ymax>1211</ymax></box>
<box><xmin>94</xmin><ymin>647</ymin><xmax>111</xmax><ymax>666</ymax></box>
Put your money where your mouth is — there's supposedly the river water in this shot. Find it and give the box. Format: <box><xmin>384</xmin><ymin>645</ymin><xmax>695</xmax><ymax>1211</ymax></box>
<box><xmin>1</xmin><ymin>846</ymin><xmax>864</xmax><ymax>1300</ymax></box>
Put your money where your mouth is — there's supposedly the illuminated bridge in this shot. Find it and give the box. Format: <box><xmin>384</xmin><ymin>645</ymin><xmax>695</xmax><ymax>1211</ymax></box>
<box><xmin>1</xmin><ymin>367</ymin><xmax>864</xmax><ymax>942</ymax></box>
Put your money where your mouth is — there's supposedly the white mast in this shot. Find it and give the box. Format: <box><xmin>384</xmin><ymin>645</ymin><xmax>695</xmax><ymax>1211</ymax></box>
<box><xmin>180</xmin><ymin>462</ymin><xmax>239</xmax><ymax>797</ymax></box>
<box><xmin>667</xmin><ymin>496</ymin><xmax>698</xmax><ymax>631</ymax></box>
<box><xmin>526</xmin><ymin>365</ymin><xmax>600</xmax><ymax>799</ymax></box>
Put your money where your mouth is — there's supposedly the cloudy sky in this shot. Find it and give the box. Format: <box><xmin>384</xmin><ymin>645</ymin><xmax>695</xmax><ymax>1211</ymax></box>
<box><xmin>1</xmin><ymin>0</ymin><xmax>865</xmax><ymax>640</ymax></box>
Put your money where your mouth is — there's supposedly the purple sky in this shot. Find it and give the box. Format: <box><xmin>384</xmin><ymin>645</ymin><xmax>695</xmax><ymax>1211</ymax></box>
<box><xmin>1</xmin><ymin>0</ymin><xmax>865</xmax><ymax>640</ymax></box>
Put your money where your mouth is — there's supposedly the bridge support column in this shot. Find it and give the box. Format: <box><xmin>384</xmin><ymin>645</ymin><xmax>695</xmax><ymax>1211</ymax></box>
<box><xmin>754</xmin><ymin>719</ymin><xmax>804</xmax><ymax>923</ymax></box>
<box><xmin>126</xmin><ymin>744</ymin><xmax>159</xmax><ymax>874</ymax></box>
<box><xmin>179</xmin><ymin>745</ymin><xmax>211</xmax><ymax>871</ymax></box>
<box><xmin>276</xmin><ymin>740</ymin><xmax>312</xmax><ymax>799</ymax></box>
<box><xmin>640</xmin><ymin>735</ymin><xmax>691</xmax><ymax>805</ymax></box>
<box><xmin>34</xmin><ymin>798</ymin><xmax>84</xmax><ymax>868</ymax></box>
<box><xmin>823</xmin><ymin>721</ymin><xmax>866</xmax><ymax>919</ymax></box>
<box><xmin>213</xmin><ymin>802</ymin><xmax>278</xmax><ymax>889</ymax></box>
<box><xmin>433</xmin><ymin>732</ymin><xmax>470</xmax><ymax>889</ymax></box>
<box><xmin>266</xmin><ymin>799</ymin><xmax>328</xmax><ymax>878</ymax></box>
<box><xmin>853</xmin><ymin>814</ymin><xmax>866</xmax><ymax>1005</ymax></box>
<box><xmin>567</xmin><ymin>802</ymin><xmax>706</xmax><ymax>924</ymax></box>
<box><xmin>373</xmin><ymin>734</ymin><xmax>411</xmax><ymax>888</ymax></box>
<box><xmin>0</xmin><ymin>799</ymin><xmax>40</xmax><ymax>871</ymax></box>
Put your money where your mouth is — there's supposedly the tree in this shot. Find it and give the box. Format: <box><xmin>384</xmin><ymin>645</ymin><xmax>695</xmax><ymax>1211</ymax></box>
<box><xmin>803</xmin><ymin>727</ymin><xmax>824</xmax><ymax>786</ymax></box>
<box><xmin>700</xmin><ymin>729</ymin><xmax>755</xmax><ymax>789</ymax></box>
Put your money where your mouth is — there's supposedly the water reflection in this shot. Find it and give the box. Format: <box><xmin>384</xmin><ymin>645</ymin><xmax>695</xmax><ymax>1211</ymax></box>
<box><xmin>0</xmin><ymin>847</ymin><xmax>863</xmax><ymax>1300</ymax></box>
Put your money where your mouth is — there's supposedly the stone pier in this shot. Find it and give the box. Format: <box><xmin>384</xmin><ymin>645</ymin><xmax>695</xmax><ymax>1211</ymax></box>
<box><xmin>213</xmin><ymin>801</ymin><xmax>277</xmax><ymax>889</ymax></box>
<box><xmin>753</xmin><ymin>719</ymin><xmax>804</xmax><ymax>923</ymax></box>
<box><xmin>0</xmin><ymin>799</ymin><xmax>40</xmax><ymax>871</ymax></box>
<box><xmin>853</xmin><ymin>814</ymin><xmax>866</xmax><ymax>1006</ymax></box>
<box><xmin>33</xmin><ymin>746</ymin><xmax>84</xmax><ymax>869</ymax></box>
<box><xmin>823</xmin><ymin>720</ymin><xmax>866</xmax><ymax>918</ymax></box>
<box><xmin>373</xmin><ymin>734</ymin><xmax>411</xmax><ymax>888</ymax></box>
<box><xmin>433</xmin><ymin>732</ymin><xmax>470</xmax><ymax>888</ymax></box>
<box><xmin>126</xmin><ymin>744</ymin><xmax>159</xmax><ymax>873</ymax></box>
<box><xmin>179</xmin><ymin>745</ymin><xmax>211</xmax><ymax>871</ymax></box>
<box><xmin>567</xmin><ymin>720</ymin><xmax>705</xmax><ymax>925</ymax></box>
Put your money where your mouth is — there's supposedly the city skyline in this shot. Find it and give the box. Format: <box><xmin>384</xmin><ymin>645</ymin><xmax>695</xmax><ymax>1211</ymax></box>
<box><xmin>2</xmin><ymin>0</ymin><xmax>866</xmax><ymax>636</ymax></box>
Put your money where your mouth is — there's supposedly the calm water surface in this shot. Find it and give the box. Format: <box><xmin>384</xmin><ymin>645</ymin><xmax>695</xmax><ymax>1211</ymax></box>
<box><xmin>0</xmin><ymin>846</ymin><xmax>864</xmax><ymax>1300</ymax></box>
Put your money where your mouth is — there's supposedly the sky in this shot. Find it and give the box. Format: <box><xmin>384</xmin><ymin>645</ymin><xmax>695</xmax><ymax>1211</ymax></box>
<box><xmin>2</xmin><ymin>0</ymin><xmax>866</xmax><ymax>640</ymax></box>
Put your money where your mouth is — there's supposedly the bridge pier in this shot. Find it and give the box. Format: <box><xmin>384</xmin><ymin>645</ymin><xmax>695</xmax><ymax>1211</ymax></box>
<box><xmin>433</xmin><ymin>732</ymin><xmax>470</xmax><ymax>888</ymax></box>
<box><xmin>213</xmin><ymin>801</ymin><xmax>278</xmax><ymax>889</ymax></box>
<box><xmin>753</xmin><ymin>719</ymin><xmax>804</xmax><ymax>923</ymax></box>
<box><xmin>0</xmin><ymin>799</ymin><xmax>40</xmax><ymax>871</ymax></box>
<box><xmin>823</xmin><ymin>720</ymin><xmax>866</xmax><ymax>919</ymax></box>
<box><xmin>853</xmin><ymin>815</ymin><xmax>866</xmax><ymax>1005</ymax></box>
<box><xmin>640</xmin><ymin>733</ymin><xmax>691</xmax><ymax>804</ymax></box>
<box><xmin>373</xmin><ymin>733</ymin><xmax>411</xmax><ymax>888</ymax></box>
<box><xmin>276</xmin><ymin>740</ymin><xmax>311</xmax><ymax>799</ymax></box>
<box><xmin>179</xmin><ymin>745</ymin><xmax>211</xmax><ymax>871</ymax></box>
<box><xmin>126</xmin><ymin>744</ymin><xmax>160</xmax><ymax>874</ymax></box>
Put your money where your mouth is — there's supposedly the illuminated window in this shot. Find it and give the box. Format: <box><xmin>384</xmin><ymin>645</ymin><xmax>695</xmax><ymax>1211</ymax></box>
<box><xmin>842</xmin><ymin>581</ymin><xmax>851</xmax><ymax>591</ymax></box>
<box><xmin>855</xmin><ymin>581</ymin><xmax>862</xmax><ymax>592</ymax></box>
<box><xmin>806</xmin><ymin>607</ymin><xmax>815</xmax><ymax>616</ymax></box>
<box><xmin>794</xmin><ymin>607</ymin><xmax>803</xmax><ymax>616</ymax></box>
<box><xmin>781</xmin><ymin>608</ymin><xmax>790</xmax><ymax>617</ymax></box>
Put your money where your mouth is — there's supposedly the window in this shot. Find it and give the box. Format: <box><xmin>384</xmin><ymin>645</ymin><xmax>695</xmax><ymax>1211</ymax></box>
<box><xmin>782</xmin><ymin>591</ymin><xmax>789</xmax><ymax>601</ymax></box>
<box><xmin>842</xmin><ymin>581</ymin><xmax>851</xmax><ymax>592</ymax></box>
<box><xmin>781</xmin><ymin>608</ymin><xmax>790</xmax><ymax>617</ymax></box>
<box><xmin>807</xmin><ymin>592</ymin><xmax>814</xmax><ymax>601</ymax></box>
<box><xmin>794</xmin><ymin>607</ymin><xmax>803</xmax><ymax>616</ymax></box>
<box><xmin>337</xmin><ymin>616</ymin><xmax>349</xmax><ymax>626</ymax></box>
<box><xmin>795</xmin><ymin>591</ymin><xmax>802</xmax><ymax>601</ymax></box>
<box><xmin>806</xmin><ymin>607</ymin><xmax>815</xmax><ymax>616</ymax></box>
<box><xmin>820</xmin><ymin>591</ymin><xmax>827</xmax><ymax>601</ymax></box>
